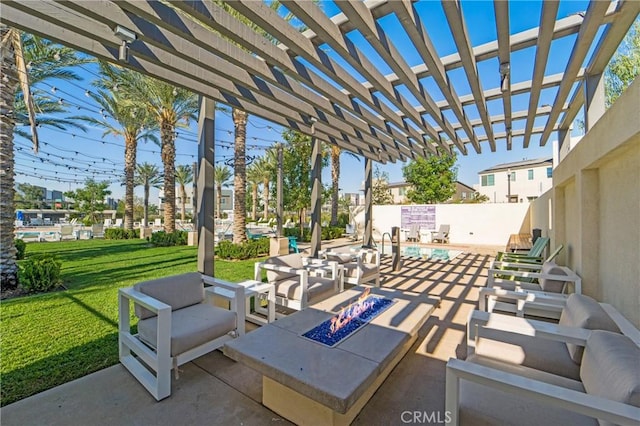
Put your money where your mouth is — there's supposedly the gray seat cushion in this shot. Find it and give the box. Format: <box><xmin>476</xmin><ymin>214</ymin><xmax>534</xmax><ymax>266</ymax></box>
<box><xmin>559</xmin><ymin>294</ymin><xmax>621</xmax><ymax>363</ymax></box>
<box><xmin>138</xmin><ymin>303</ymin><xmax>236</xmax><ymax>356</ymax></box>
<box><xmin>343</xmin><ymin>263</ymin><xmax>378</xmax><ymax>279</ymax></box>
<box><xmin>460</xmin><ymin>355</ymin><xmax>595</xmax><ymax>426</ymax></box>
<box><xmin>134</xmin><ymin>272</ymin><xmax>204</xmax><ymax>320</ymax></box>
<box><xmin>538</xmin><ymin>262</ymin><xmax>568</xmax><ymax>293</ymax></box>
<box><xmin>274</xmin><ymin>276</ymin><xmax>336</xmax><ymax>303</ymax></box>
<box><xmin>326</xmin><ymin>253</ymin><xmax>353</xmax><ymax>264</ymax></box>
<box><xmin>475</xmin><ymin>331</ymin><xmax>580</xmax><ymax>380</ymax></box>
<box><xmin>265</xmin><ymin>254</ymin><xmax>303</xmax><ymax>282</ymax></box>
<box><xmin>581</xmin><ymin>330</ymin><xmax>640</xmax><ymax>426</ymax></box>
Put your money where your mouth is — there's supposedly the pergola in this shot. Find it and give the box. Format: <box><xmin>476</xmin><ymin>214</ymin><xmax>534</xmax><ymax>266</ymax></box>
<box><xmin>3</xmin><ymin>0</ymin><xmax>638</xmax><ymax>273</ymax></box>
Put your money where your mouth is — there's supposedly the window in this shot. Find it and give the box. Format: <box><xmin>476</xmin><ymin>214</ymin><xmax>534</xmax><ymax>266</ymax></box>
<box><xmin>546</xmin><ymin>167</ymin><xmax>553</xmax><ymax>178</ymax></box>
<box><xmin>509</xmin><ymin>171</ymin><xmax>516</xmax><ymax>182</ymax></box>
<box><xmin>528</xmin><ymin>169</ymin><xmax>534</xmax><ymax>180</ymax></box>
<box><xmin>481</xmin><ymin>174</ymin><xmax>495</xmax><ymax>186</ymax></box>
<box><xmin>399</xmin><ymin>187</ymin><xmax>406</xmax><ymax>196</ymax></box>
<box><xmin>462</xmin><ymin>192</ymin><xmax>467</xmax><ymax>199</ymax></box>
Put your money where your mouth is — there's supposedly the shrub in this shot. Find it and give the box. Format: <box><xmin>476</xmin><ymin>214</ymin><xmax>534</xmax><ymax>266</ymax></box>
<box><xmin>283</xmin><ymin>227</ymin><xmax>311</xmax><ymax>242</ymax></box>
<box><xmin>284</xmin><ymin>226</ymin><xmax>343</xmax><ymax>241</ymax></box>
<box><xmin>322</xmin><ymin>226</ymin><xmax>345</xmax><ymax>240</ymax></box>
<box><xmin>337</xmin><ymin>213</ymin><xmax>350</xmax><ymax>227</ymax></box>
<box><xmin>150</xmin><ymin>231</ymin><xmax>188</xmax><ymax>247</ymax></box>
<box><xmin>104</xmin><ymin>228</ymin><xmax>140</xmax><ymax>240</ymax></box>
<box><xmin>215</xmin><ymin>238</ymin><xmax>269</xmax><ymax>260</ymax></box>
<box><xmin>18</xmin><ymin>254</ymin><xmax>62</xmax><ymax>293</ymax></box>
<box><xmin>14</xmin><ymin>239</ymin><xmax>26</xmax><ymax>260</ymax></box>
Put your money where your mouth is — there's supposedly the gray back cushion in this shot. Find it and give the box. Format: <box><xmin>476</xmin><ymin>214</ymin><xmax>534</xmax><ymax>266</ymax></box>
<box><xmin>538</xmin><ymin>262</ymin><xmax>568</xmax><ymax>293</ymax></box>
<box><xmin>134</xmin><ymin>272</ymin><xmax>204</xmax><ymax>319</ymax></box>
<box><xmin>265</xmin><ymin>253</ymin><xmax>303</xmax><ymax>282</ymax></box>
<box><xmin>581</xmin><ymin>330</ymin><xmax>640</xmax><ymax>426</ymax></box>
<box><xmin>559</xmin><ymin>294</ymin><xmax>621</xmax><ymax>363</ymax></box>
<box><xmin>326</xmin><ymin>253</ymin><xmax>353</xmax><ymax>264</ymax></box>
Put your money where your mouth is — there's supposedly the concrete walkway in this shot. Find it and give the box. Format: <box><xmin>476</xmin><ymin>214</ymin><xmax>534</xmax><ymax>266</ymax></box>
<box><xmin>1</xmin><ymin>245</ymin><xmax>494</xmax><ymax>426</ymax></box>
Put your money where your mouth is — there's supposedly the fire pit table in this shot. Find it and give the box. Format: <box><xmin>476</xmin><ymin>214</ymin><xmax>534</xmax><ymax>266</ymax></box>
<box><xmin>223</xmin><ymin>286</ymin><xmax>439</xmax><ymax>426</ymax></box>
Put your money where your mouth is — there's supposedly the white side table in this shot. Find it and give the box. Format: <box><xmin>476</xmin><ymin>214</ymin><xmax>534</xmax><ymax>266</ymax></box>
<box><xmin>206</xmin><ymin>279</ymin><xmax>275</xmax><ymax>326</ymax></box>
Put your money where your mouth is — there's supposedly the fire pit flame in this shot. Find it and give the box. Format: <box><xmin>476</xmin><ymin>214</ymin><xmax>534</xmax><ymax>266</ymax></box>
<box><xmin>330</xmin><ymin>288</ymin><xmax>372</xmax><ymax>334</ymax></box>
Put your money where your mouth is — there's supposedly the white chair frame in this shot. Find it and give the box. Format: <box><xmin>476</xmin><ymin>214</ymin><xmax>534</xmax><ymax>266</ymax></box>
<box><xmin>118</xmin><ymin>277</ymin><xmax>245</xmax><ymax>401</ymax></box>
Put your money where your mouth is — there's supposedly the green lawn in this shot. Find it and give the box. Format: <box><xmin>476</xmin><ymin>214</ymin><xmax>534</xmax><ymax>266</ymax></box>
<box><xmin>0</xmin><ymin>239</ymin><xmax>263</xmax><ymax>406</ymax></box>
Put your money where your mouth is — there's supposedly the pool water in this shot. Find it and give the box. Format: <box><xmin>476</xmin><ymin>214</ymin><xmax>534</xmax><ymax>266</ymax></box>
<box><xmin>402</xmin><ymin>246</ymin><xmax>460</xmax><ymax>261</ymax></box>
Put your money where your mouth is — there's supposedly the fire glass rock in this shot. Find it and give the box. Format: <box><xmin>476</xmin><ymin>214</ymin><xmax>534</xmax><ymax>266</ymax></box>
<box><xmin>302</xmin><ymin>296</ymin><xmax>394</xmax><ymax>347</ymax></box>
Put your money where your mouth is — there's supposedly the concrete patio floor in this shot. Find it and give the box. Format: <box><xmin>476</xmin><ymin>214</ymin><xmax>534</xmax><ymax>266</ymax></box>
<box><xmin>1</xmin><ymin>243</ymin><xmax>495</xmax><ymax>426</ymax></box>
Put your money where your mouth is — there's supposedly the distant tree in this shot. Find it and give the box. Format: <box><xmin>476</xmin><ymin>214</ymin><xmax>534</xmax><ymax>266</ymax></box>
<box><xmin>134</xmin><ymin>162</ymin><xmax>163</xmax><ymax>227</ymax></box>
<box><xmin>174</xmin><ymin>164</ymin><xmax>193</xmax><ymax>222</ymax></box>
<box><xmin>402</xmin><ymin>152</ymin><xmax>458</xmax><ymax>204</ymax></box>
<box><xmin>15</xmin><ymin>183</ymin><xmax>45</xmax><ymax>209</ymax></box>
<box><xmin>372</xmin><ymin>166</ymin><xmax>394</xmax><ymax>205</ymax></box>
<box><xmin>605</xmin><ymin>21</ymin><xmax>639</xmax><ymax>107</ymax></box>
<box><xmin>246</xmin><ymin>161</ymin><xmax>262</xmax><ymax>221</ymax></box>
<box><xmin>281</xmin><ymin>130</ymin><xmax>328</xmax><ymax>236</ymax></box>
<box><xmin>64</xmin><ymin>179</ymin><xmax>111</xmax><ymax>225</ymax></box>
<box><xmin>328</xmin><ymin>146</ymin><xmax>359</xmax><ymax>225</ymax></box>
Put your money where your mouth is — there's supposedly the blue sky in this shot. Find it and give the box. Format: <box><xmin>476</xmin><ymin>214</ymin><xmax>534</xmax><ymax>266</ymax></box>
<box><xmin>15</xmin><ymin>0</ymin><xmax>593</xmax><ymax>201</ymax></box>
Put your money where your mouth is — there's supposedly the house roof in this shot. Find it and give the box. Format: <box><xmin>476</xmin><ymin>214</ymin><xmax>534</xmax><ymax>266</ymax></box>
<box><xmin>388</xmin><ymin>180</ymin><xmax>475</xmax><ymax>190</ymax></box>
<box><xmin>479</xmin><ymin>157</ymin><xmax>553</xmax><ymax>174</ymax></box>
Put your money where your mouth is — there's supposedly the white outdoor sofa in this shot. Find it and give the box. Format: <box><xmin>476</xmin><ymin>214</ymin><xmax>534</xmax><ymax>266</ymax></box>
<box><xmin>447</xmin><ymin>293</ymin><xmax>640</xmax><ymax>426</ymax></box>
<box><xmin>482</xmin><ymin>260</ymin><xmax>581</xmax><ymax>318</ymax></box>
<box><xmin>254</xmin><ymin>253</ymin><xmax>341</xmax><ymax>313</ymax></box>
<box><xmin>118</xmin><ymin>272</ymin><xmax>245</xmax><ymax>400</ymax></box>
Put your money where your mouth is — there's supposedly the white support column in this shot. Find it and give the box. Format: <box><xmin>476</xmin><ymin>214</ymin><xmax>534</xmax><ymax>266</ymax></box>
<box><xmin>584</xmin><ymin>72</ymin><xmax>605</xmax><ymax>132</ymax></box>
<box><xmin>364</xmin><ymin>158</ymin><xmax>374</xmax><ymax>248</ymax></box>
<box><xmin>197</xmin><ymin>97</ymin><xmax>215</xmax><ymax>276</ymax></box>
<box><xmin>310</xmin><ymin>134</ymin><xmax>322</xmax><ymax>258</ymax></box>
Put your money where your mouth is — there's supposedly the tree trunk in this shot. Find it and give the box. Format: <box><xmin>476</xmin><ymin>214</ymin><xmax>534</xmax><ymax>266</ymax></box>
<box><xmin>232</xmin><ymin>108</ymin><xmax>247</xmax><ymax>244</ymax></box>
<box><xmin>251</xmin><ymin>183</ymin><xmax>258</xmax><ymax>221</ymax></box>
<box><xmin>180</xmin><ymin>184</ymin><xmax>186</xmax><ymax>222</ymax></box>
<box><xmin>262</xmin><ymin>178</ymin><xmax>269</xmax><ymax>220</ymax></box>
<box><xmin>0</xmin><ymin>29</ymin><xmax>19</xmax><ymax>289</ymax></box>
<box><xmin>160</xmin><ymin>118</ymin><xmax>176</xmax><ymax>233</ymax></box>
<box><xmin>124</xmin><ymin>134</ymin><xmax>136</xmax><ymax>231</ymax></box>
<box><xmin>143</xmin><ymin>183</ymin><xmax>149</xmax><ymax>227</ymax></box>
<box><xmin>216</xmin><ymin>183</ymin><xmax>222</xmax><ymax>219</ymax></box>
<box><xmin>330</xmin><ymin>146</ymin><xmax>340</xmax><ymax>226</ymax></box>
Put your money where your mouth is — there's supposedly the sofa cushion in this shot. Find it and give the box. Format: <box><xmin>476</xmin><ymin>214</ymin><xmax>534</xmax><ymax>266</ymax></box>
<box><xmin>137</xmin><ymin>303</ymin><xmax>236</xmax><ymax>356</ymax></box>
<box><xmin>559</xmin><ymin>294</ymin><xmax>621</xmax><ymax>363</ymax></box>
<box><xmin>538</xmin><ymin>262</ymin><xmax>567</xmax><ymax>293</ymax></box>
<box><xmin>134</xmin><ymin>272</ymin><xmax>204</xmax><ymax>320</ymax></box>
<box><xmin>475</xmin><ymin>331</ymin><xmax>580</xmax><ymax>380</ymax></box>
<box><xmin>265</xmin><ymin>254</ymin><xmax>303</xmax><ymax>282</ymax></box>
<box><xmin>343</xmin><ymin>263</ymin><xmax>378</xmax><ymax>279</ymax></box>
<box><xmin>274</xmin><ymin>276</ymin><xmax>336</xmax><ymax>303</ymax></box>
<box><xmin>581</xmin><ymin>330</ymin><xmax>640</xmax><ymax>426</ymax></box>
<box><xmin>326</xmin><ymin>253</ymin><xmax>353</xmax><ymax>264</ymax></box>
<box><xmin>460</xmin><ymin>355</ymin><xmax>595</xmax><ymax>426</ymax></box>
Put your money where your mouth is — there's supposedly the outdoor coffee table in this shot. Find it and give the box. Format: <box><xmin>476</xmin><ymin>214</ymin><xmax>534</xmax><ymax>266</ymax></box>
<box><xmin>206</xmin><ymin>279</ymin><xmax>275</xmax><ymax>328</ymax></box>
<box><xmin>224</xmin><ymin>286</ymin><xmax>439</xmax><ymax>426</ymax></box>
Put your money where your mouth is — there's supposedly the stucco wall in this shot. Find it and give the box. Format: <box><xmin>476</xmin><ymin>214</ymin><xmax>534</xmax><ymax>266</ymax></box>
<box><xmin>366</xmin><ymin>203</ymin><xmax>530</xmax><ymax>247</ymax></box>
<box><xmin>530</xmin><ymin>78</ymin><xmax>640</xmax><ymax>327</ymax></box>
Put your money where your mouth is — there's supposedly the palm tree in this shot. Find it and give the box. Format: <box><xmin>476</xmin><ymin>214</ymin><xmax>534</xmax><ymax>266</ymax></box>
<box><xmin>253</xmin><ymin>155</ymin><xmax>274</xmax><ymax>220</ymax></box>
<box><xmin>1</xmin><ymin>29</ymin><xmax>88</xmax><ymax>289</ymax></box>
<box><xmin>214</xmin><ymin>165</ymin><xmax>232</xmax><ymax>219</ymax></box>
<box><xmin>75</xmin><ymin>66</ymin><xmax>157</xmax><ymax>230</ymax></box>
<box><xmin>121</xmin><ymin>72</ymin><xmax>199</xmax><ymax>233</ymax></box>
<box><xmin>174</xmin><ymin>164</ymin><xmax>193</xmax><ymax>222</ymax></box>
<box><xmin>329</xmin><ymin>146</ymin><xmax>359</xmax><ymax>226</ymax></box>
<box><xmin>134</xmin><ymin>162</ymin><xmax>163</xmax><ymax>227</ymax></box>
<box><xmin>246</xmin><ymin>161</ymin><xmax>262</xmax><ymax>221</ymax></box>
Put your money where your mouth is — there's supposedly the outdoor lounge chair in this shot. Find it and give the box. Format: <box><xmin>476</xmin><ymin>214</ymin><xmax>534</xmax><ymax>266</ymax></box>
<box><xmin>431</xmin><ymin>224</ymin><xmax>450</xmax><ymax>244</ymax></box>
<box><xmin>118</xmin><ymin>272</ymin><xmax>245</xmax><ymax>401</ymax></box>
<box><xmin>489</xmin><ymin>245</ymin><xmax>565</xmax><ymax>281</ymax></box>
<box><xmin>255</xmin><ymin>253</ymin><xmax>341</xmax><ymax>313</ymax></box>
<box><xmin>495</xmin><ymin>236</ymin><xmax>550</xmax><ymax>262</ymax></box>
<box><xmin>407</xmin><ymin>223</ymin><xmax>420</xmax><ymax>242</ymax></box>
<box><xmin>320</xmin><ymin>248</ymin><xmax>381</xmax><ymax>287</ymax></box>
<box><xmin>467</xmin><ymin>293</ymin><xmax>636</xmax><ymax>380</ymax></box>
<box><xmin>91</xmin><ymin>224</ymin><xmax>104</xmax><ymax>238</ymax></box>
<box><xmin>58</xmin><ymin>224</ymin><xmax>77</xmax><ymax>241</ymax></box>
<box><xmin>446</xmin><ymin>329</ymin><xmax>640</xmax><ymax>426</ymax></box>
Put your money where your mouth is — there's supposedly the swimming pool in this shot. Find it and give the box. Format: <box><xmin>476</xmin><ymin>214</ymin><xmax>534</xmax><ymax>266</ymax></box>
<box><xmin>401</xmin><ymin>246</ymin><xmax>460</xmax><ymax>260</ymax></box>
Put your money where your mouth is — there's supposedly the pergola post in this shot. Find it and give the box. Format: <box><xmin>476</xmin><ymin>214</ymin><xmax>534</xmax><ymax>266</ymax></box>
<box><xmin>276</xmin><ymin>143</ymin><xmax>283</xmax><ymax>237</ymax></box>
<box><xmin>557</xmin><ymin>127</ymin><xmax>572</xmax><ymax>163</ymax></box>
<box><xmin>584</xmin><ymin>72</ymin><xmax>605</xmax><ymax>132</ymax></box>
<box><xmin>310</xmin><ymin>132</ymin><xmax>322</xmax><ymax>258</ymax></box>
<box><xmin>197</xmin><ymin>96</ymin><xmax>215</xmax><ymax>276</ymax></box>
<box><xmin>363</xmin><ymin>158</ymin><xmax>374</xmax><ymax>248</ymax></box>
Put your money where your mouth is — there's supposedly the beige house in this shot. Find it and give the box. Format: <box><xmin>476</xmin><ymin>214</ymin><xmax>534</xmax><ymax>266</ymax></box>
<box><xmin>475</xmin><ymin>158</ymin><xmax>554</xmax><ymax>203</ymax></box>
